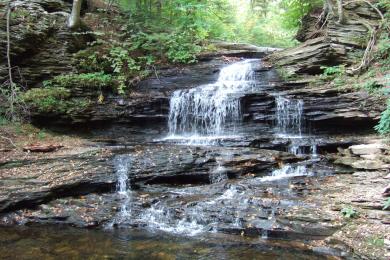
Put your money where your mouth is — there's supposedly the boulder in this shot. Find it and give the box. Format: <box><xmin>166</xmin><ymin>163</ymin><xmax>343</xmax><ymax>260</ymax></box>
<box><xmin>349</xmin><ymin>143</ymin><xmax>386</xmax><ymax>156</ymax></box>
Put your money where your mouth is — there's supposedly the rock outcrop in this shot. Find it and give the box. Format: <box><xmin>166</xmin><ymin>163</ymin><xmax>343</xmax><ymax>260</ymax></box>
<box><xmin>267</xmin><ymin>1</ymin><xmax>384</xmax><ymax>75</ymax></box>
<box><xmin>333</xmin><ymin>141</ymin><xmax>390</xmax><ymax>171</ymax></box>
<box><xmin>0</xmin><ymin>144</ymin><xmax>299</xmax><ymax>214</ymax></box>
<box><xmin>0</xmin><ymin>0</ymin><xmax>91</xmax><ymax>87</ymax></box>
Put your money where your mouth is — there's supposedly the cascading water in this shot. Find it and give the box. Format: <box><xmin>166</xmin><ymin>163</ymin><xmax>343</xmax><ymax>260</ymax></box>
<box><xmin>275</xmin><ymin>96</ymin><xmax>319</xmax><ymax>156</ymax></box>
<box><xmin>111</xmin><ymin>59</ymin><xmax>322</xmax><ymax>238</ymax></box>
<box><xmin>165</xmin><ymin>60</ymin><xmax>257</xmax><ymax>144</ymax></box>
<box><xmin>261</xmin><ymin>165</ymin><xmax>311</xmax><ymax>182</ymax></box>
<box><xmin>209</xmin><ymin>163</ymin><xmax>228</xmax><ymax>184</ymax></box>
<box><xmin>275</xmin><ymin>96</ymin><xmax>307</xmax><ymax>155</ymax></box>
<box><xmin>110</xmin><ymin>155</ymin><xmax>132</xmax><ymax>226</ymax></box>
<box><xmin>276</xmin><ymin>96</ymin><xmax>304</xmax><ymax>136</ymax></box>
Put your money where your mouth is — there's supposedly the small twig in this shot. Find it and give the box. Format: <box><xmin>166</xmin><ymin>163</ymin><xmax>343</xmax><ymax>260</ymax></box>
<box><xmin>0</xmin><ymin>135</ymin><xmax>17</xmax><ymax>148</ymax></box>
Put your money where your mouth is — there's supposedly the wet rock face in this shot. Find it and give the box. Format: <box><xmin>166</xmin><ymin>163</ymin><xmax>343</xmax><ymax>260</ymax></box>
<box><xmin>1</xmin><ymin>145</ymin><xmax>341</xmax><ymax>240</ymax></box>
<box><xmin>0</xmin><ymin>145</ymin><xmax>298</xmax><ymax>215</ymax></box>
<box><xmin>0</xmin><ymin>0</ymin><xmax>91</xmax><ymax>87</ymax></box>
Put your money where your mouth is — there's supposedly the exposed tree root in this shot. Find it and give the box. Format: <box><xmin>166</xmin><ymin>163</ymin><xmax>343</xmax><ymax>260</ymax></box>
<box><xmin>341</xmin><ymin>0</ymin><xmax>386</xmax><ymax>74</ymax></box>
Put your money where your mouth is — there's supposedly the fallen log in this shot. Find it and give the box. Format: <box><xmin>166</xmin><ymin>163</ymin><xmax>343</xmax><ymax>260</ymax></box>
<box><xmin>23</xmin><ymin>144</ymin><xmax>64</xmax><ymax>153</ymax></box>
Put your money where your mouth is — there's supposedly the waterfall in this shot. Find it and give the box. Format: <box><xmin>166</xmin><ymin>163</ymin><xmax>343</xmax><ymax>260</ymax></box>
<box><xmin>276</xmin><ymin>96</ymin><xmax>304</xmax><ymax>136</ymax></box>
<box><xmin>209</xmin><ymin>163</ymin><xmax>228</xmax><ymax>184</ymax></box>
<box><xmin>111</xmin><ymin>155</ymin><xmax>132</xmax><ymax>226</ymax></box>
<box><xmin>264</xmin><ymin>165</ymin><xmax>310</xmax><ymax>181</ymax></box>
<box><xmin>275</xmin><ymin>96</ymin><xmax>307</xmax><ymax>155</ymax></box>
<box><xmin>166</xmin><ymin>60</ymin><xmax>257</xmax><ymax>143</ymax></box>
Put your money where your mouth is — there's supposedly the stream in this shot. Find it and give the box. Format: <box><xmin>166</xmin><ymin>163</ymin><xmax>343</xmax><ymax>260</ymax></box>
<box><xmin>1</xmin><ymin>59</ymin><xmax>357</xmax><ymax>258</ymax></box>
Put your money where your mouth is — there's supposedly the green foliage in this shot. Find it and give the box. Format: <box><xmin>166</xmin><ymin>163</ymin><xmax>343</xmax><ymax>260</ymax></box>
<box><xmin>74</xmin><ymin>43</ymin><xmax>149</xmax><ymax>94</ymax></box>
<box><xmin>321</xmin><ymin>65</ymin><xmax>346</xmax><ymax>77</ymax></box>
<box><xmin>341</xmin><ymin>206</ymin><xmax>358</xmax><ymax>218</ymax></box>
<box><xmin>375</xmin><ymin>100</ymin><xmax>390</xmax><ymax>135</ymax></box>
<box><xmin>280</xmin><ymin>0</ymin><xmax>323</xmax><ymax>29</ymax></box>
<box><xmin>367</xmin><ymin>237</ymin><xmax>385</xmax><ymax>247</ymax></box>
<box><xmin>131</xmin><ymin>30</ymin><xmax>201</xmax><ymax>63</ymax></box>
<box><xmin>376</xmin><ymin>35</ymin><xmax>390</xmax><ymax>60</ymax></box>
<box><xmin>361</xmin><ymin>79</ymin><xmax>382</xmax><ymax>93</ymax></box>
<box><xmin>37</xmin><ymin>129</ymin><xmax>46</xmax><ymax>140</ymax></box>
<box><xmin>118</xmin><ymin>0</ymin><xmax>300</xmax><ymax>48</ymax></box>
<box><xmin>43</xmin><ymin>73</ymin><xmax>112</xmax><ymax>90</ymax></box>
<box><xmin>320</xmin><ymin>65</ymin><xmax>347</xmax><ymax>87</ymax></box>
<box><xmin>0</xmin><ymin>116</ymin><xmax>8</xmax><ymax>126</ymax></box>
<box><xmin>166</xmin><ymin>32</ymin><xmax>201</xmax><ymax>63</ymax></box>
<box><xmin>22</xmin><ymin>87</ymin><xmax>71</xmax><ymax>113</ymax></box>
<box><xmin>384</xmin><ymin>198</ymin><xmax>390</xmax><ymax>210</ymax></box>
<box><xmin>22</xmin><ymin>88</ymin><xmax>89</xmax><ymax>114</ymax></box>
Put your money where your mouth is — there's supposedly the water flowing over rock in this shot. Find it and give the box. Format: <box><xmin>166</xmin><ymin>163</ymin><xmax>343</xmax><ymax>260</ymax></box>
<box><xmin>275</xmin><ymin>96</ymin><xmax>304</xmax><ymax>136</ymax></box>
<box><xmin>166</xmin><ymin>59</ymin><xmax>257</xmax><ymax>144</ymax></box>
<box><xmin>110</xmin><ymin>155</ymin><xmax>132</xmax><ymax>226</ymax></box>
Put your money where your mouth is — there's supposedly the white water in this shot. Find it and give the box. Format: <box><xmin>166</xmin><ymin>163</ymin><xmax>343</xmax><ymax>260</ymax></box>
<box><xmin>275</xmin><ymin>96</ymin><xmax>317</xmax><ymax>156</ymax></box>
<box><xmin>260</xmin><ymin>165</ymin><xmax>311</xmax><ymax>182</ymax></box>
<box><xmin>112</xmin><ymin>59</ymin><xmax>321</xmax><ymax>236</ymax></box>
<box><xmin>110</xmin><ymin>155</ymin><xmax>132</xmax><ymax>226</ymax></box>
<box><xmin>276</xmin><ymin>96</ymin><xmax>304</xmax><ymax>136</ymax></box>
<box><xmin>166</xmin><ymin>60</ymin><xmax>257</xmax><ymax>144</ymax></box>
<box><xmin>141</xmin><ymin>203</ymin><xmax>206</xmax><ymax>236</ymax></box>
<box><xmin>209</xmin><ymin>163</ymin><xmax>228</xmax><ymax>184</ymax></box>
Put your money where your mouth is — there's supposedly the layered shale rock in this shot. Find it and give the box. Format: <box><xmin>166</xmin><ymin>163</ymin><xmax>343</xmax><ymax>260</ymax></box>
<box><xmin>267</xmin><ymin>1</ymin><xmax>384</xmax><ymax>75</ymax></box>
<box><xmin>0</xmin><ymin>0</ymin><xmax>91</xmax><ymax>87</ymax></box>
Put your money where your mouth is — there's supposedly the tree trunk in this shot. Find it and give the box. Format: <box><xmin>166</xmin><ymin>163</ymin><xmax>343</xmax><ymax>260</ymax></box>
<box><xmin>337</xmin><ymin>0</ymin><xmax>344</xmax><ymax>24</ymax></box>
<box><xmin>6</xmin><ymin>1</ymin><xmax>16</xmax><ymax>122</ymax></box>
<box><xmin>67</xmin><ymin>0</ymin><xmax>83</xmax><ymax>30</ymax></box>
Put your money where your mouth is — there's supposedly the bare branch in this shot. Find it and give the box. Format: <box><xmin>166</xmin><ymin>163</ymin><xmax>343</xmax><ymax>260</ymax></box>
<box><xmin>0</xmin><ymin>135</ymin><xmax>17</xmax><ymax>148</ymax></box>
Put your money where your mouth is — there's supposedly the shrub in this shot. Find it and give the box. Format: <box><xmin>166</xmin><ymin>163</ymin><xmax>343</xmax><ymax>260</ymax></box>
<box><xmin>21</xmin><ymin>88</ymin><xmax>90</xmax><ymax>114</ymax></box>
<box><xmin>321</xmin><ymin>65</ymin><xmax>345</xmax><ymax>77</ymax></box>
<box><xmin>341</xmin><ymin>206</ymin><xmax>358</xmax><ymax>218</ymax></box>
<box><xmin>361</xmin><ymin>79</ymin><xmax>383</xmax><ymax>93</ymax></box>
<box><xmin>22</xmin><ymin>87</ymin><xmax>69</xmax><ymax>113</ymax></box>
<box><xmin>166</xmin><ymin>31</ymin><xmax>201</xmax><ymax>64</ymax></box>
<box><xmin>375</xmin><ymin>100</ymin><xmax>390</xmax><ymax>135</ymax></box>
<box><xmin>43</xmin><ymin>73</ymin><xmax>113</xmax><ymax>90</ymax></box>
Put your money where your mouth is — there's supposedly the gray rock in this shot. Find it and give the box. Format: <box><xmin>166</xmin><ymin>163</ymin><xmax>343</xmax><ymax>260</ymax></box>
<box><xmin>349</xmin><ymin>143</ymin><xmax>386</xmax><ymax>156</ymax></box>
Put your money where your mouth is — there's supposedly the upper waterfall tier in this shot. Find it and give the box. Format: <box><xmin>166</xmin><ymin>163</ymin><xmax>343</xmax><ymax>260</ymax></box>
<box><xmin>167</xmin><ymin>59</ymin><xmax>258</xmax><ymax>138</ymax></box>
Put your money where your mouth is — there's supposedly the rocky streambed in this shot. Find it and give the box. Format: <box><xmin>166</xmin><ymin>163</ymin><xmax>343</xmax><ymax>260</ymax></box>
<box><xmin>1</xmin><ymin>57</ymin><xmax>389</xmax><ymax>259</ymax></box>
